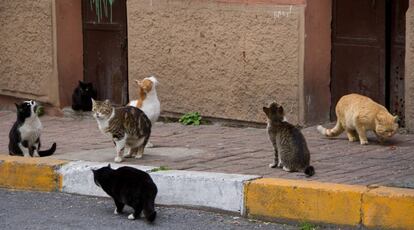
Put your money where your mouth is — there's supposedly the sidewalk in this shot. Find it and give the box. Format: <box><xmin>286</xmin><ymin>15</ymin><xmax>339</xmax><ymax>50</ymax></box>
<box><xmin>1</xmin><ymin>109</ymin><xmax>413</xmax><ymax>188</ymax></box>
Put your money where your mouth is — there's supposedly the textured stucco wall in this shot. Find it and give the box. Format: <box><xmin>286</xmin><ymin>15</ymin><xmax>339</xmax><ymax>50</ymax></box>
<box><xmin>0</xmin><ymin>0</ymin><xmax>56</xmax><ymax>104</ymax></box>
<box><xmin>405</xmin><ymin>1</ymin><xmax>414</xmax><ymax>131</ymax></box>
<box><xmin>128</xmin><ymin>0</ymin><xmax>304</xmax><ymax>123</ymax></box>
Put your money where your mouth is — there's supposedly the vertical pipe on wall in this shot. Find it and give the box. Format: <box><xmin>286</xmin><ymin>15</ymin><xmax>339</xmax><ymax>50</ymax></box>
<box><xmin>404</xmin><ymin>0</ymin><xmax>414</xmax><ymax>131</ymax></box>
<box><xmin>50</xmin><ymin>0</ymin><xmax>60</xmax><ymax>107</ymax></box>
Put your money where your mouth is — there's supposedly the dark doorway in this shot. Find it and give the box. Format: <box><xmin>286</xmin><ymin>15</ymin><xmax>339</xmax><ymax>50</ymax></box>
<box><xmin>82</xmin><ymin>0</ymin><xmax>128</xmax><ymax>105</ymax></box>
<box><xmin>331</xmin><ymin>0</ymin><xmax>408</xmax><ymax>125</ymax></box>
<box><xmin>388</xmin><ymin>0</ymin><xmax>409</xmax><ymax>126</ymax></box>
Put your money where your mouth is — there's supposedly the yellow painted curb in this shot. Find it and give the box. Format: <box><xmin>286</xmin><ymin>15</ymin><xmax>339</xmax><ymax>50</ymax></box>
<box><xmin>363</xmin><ymin>186</ymin><xmax>414</xmax><ymax>230</ymax></box>
<box><xmin>244</xmin><ymin>178</ymin><xmax>367</xmax><ymax>226</ymax></box>
<box><xmin>0</xmin><ymin>155</ymin><xmax>68</xmax><ymax>192</ymax></box>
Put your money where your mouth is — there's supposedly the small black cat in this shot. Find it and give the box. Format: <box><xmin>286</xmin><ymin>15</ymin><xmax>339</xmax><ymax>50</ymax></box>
<box><xmin>92</xmin><ymin>164</ymin><xmax>157</xmax><ymax>222</ymax></box>
<box><xmin>72</xmin><ymin>81</ymin><xmax>97</xmax><ymax>111</ymax></box>
<box><xmin>9</xmin><ymin>100</ymin><xmax>56</xmax><ymax>157</ymax></box>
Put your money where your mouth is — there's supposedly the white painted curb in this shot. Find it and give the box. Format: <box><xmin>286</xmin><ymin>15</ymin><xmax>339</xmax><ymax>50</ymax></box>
<box><xmin>59</xmin><ymin>161</ymin><xmax>156</xmax><ymax>197</ymax></box>
<box><xmin>58</xmin><ymin>161</ymin><xmax>260</xmax><ymax>214</ymax></box>
<box><xmin>151</xmin><ymin>170</ymin><xmax>260</xmax><ymax>214</ymax></box>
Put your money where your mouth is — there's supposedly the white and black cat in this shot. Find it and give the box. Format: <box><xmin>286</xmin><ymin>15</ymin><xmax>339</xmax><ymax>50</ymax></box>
<box><xmin>92</xmin><ymin>164</ymin><xmax>157</xmax><ymax>222</ymax></box>
<box><xmin>8</xmin><ymin>100</ymin><xmax>56</xmax><ymax>157</ymax></box>
<box><xmin>72</xmin><ymin>81</ymin><xmax>97</xmax><ymax>111</ymax></box>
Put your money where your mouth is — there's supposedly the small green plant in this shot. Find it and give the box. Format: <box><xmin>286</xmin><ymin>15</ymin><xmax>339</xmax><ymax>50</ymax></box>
<box><xmin>299</xmin><ymin>222</ymin><xmax>317</xmax><ymax>230</ymax></box>
<box><xmin>150</xmin><ymin>166</ymin><xmax>169</xmax><ymax>172</ymax></box>
<box><xmin>179</xmin><ymin>112</ymin><xmax>202</xmax><ymax>126</ymax></box>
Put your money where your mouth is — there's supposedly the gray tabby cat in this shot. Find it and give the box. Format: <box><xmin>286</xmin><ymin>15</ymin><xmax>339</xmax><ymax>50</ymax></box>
<box><xmin>92</xmin><ymin>99</ymin><xmax>151</xmax><ymax>163</ymax></box>
<box><xmin>263</xmin><ymin>102</ymin><xmax>315</xmax><ymax>177</ymax></box>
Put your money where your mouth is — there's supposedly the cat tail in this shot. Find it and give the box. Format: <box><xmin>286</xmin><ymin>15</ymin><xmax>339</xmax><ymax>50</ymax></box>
<box><xmin>304</xmin><ymin>165</ymin><xmax>315</xmax><ymax>177</ymax></box>
<box><xmin>317</xmin><ymin>121</ymin><xmax>343</xmax><ymax>137</ymax></box>
<box><xmin>144</xmin><ymin>199</ymin><xmax>157</xmax><ymax>223</ymax></box>
<box><xmin>38</xmin><ymin>143</ymin><xmax>57</xmax><ymax>157</ymax></box>
<box><xmin>146</xmin><ymin>211</ymin><xmax>157</xmax><ymax>223</ymax></box>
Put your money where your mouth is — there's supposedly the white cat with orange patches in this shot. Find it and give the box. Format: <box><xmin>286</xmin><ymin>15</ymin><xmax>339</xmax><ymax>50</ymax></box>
<box><xmin>128</xmin><ymin>76</ymin><xmax>160</xmax><ymax>148</ymax></box>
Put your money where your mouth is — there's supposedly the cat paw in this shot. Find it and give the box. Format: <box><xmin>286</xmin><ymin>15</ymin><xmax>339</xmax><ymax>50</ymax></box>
<box><xmin>277</xmin><ymin>162</ymin><xmax>283</xmax><ymax>168</ymax></box>
<box><xmin>317</xmin><ymin>125</ymin><xmax>326</xmax><ymax>135</ymax></box>
<box><xmin>114</xmin><ymin>208</ymin><xmax>119</xmax><ymax>215</ymax></box>
<box><xmin>135</xmin><ymin>154</ymin><xmax>143</xmax><ymax>159</ymax></box>
<box><xmin>128</xmin><ymin>214</ymin><xmax>135</xmax><ymax>220</ymax></box>
<box><xmin>114</xmin><ymin>156</ymin><xmax>123</xmax><ymax>163</ymax></box>
<box><xmin>360</xmin><ymin>140</ymin><xmax>369</xmax><ymax>145</ymax></box>
<box><xmin>282</xmin><ymin>166</ymin><xmax>292</xmax><ymax>172</ymax></box>
<box><xmin>123</xmin><ymin>154</ymin><xmax>133</xmax><ymax>158</ymax></box>
<box><xmin>269</xmin><ymin>163</ymin><xmax>277</xmax><ymax>168</ymax></box>
<box><xmin>145</xmin><ymin>142</ymin><xmax>154</xmax><ymax>148</ymax></box>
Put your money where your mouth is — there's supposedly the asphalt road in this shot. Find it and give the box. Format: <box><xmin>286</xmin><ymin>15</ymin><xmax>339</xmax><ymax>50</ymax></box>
<box><xmin>0</xmin><ymin>189</ymin><xmax>298</xmax><ymax>230</ymax></box>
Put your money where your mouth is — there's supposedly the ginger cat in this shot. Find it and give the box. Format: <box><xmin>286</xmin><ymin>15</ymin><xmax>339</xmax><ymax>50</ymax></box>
<box><xmin>317</xmin><ymin>93</ymin><xmax>398</xmax><ymax>145</ymax></box>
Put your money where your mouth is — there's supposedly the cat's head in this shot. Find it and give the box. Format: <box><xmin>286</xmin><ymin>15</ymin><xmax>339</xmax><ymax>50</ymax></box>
<box><xmin>15</xmin><ymin>100</ymin><xmax>39</xmax><ymax>120</ymax></box>
<box><xmin>375</xmin><ymin>112</ymin><xmax>399</xmax><ymax>139</ymax></box>
<box><xmin>134</xmin><ymin>76</ymin><xmax>159</xmax><ymax>94</ymax></box>
<box><xmin>263</xmin><ymin>102</ymin><xmax>285</xmax><ymax>122</ymax></box>
<box><xmin>91</xmin><ymin>99</ymin><xmax>113</xmax><ymax>120</ymax></box>
<box><xmin>78</xmin><ymin>81</ymin><xmax>94</xmax><ymax>96</ymax></box>
<box><xmin>92</xmin><ymin>164</ymin><xmax>113</xmax><ymax>188</ymax></box>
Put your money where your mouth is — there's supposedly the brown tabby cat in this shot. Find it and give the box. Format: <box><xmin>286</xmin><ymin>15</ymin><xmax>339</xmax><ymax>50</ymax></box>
<box><xmin>317</xmin><ymin>93</ymin><xmax>398</xmax><ymax>145</ymax></box>
<box><xmin>92</xmin><ymin>99</ymin><xmax>152</xmax><ymax>163</ymax></box>
<box><xmin>263</xmin><ymin>102</ymin><xmax>315</xmax><ymax>177</ymax></box>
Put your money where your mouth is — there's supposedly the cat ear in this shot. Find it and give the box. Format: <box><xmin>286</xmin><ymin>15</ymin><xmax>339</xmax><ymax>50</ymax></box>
<box><xmin>91</xmin><ymin>98</ymin><xmax>96</xmax><ymax>105</ymax></box>
<box><xmin>394</xmin><ymin>115</ymin><xmax>399</xmax><ymax>123</ymax></box>
<box><xmin>263</xmin><ymin>107</ymin><xmax>270</xmax><ymax>117</ymax></box>
<box><xmin>104</xmin><ymin>99</ymin><xmax>110</xmax><ymax>105</ymax></box>
<box><xmin>79</xmin><ymin>80</ymin><xmax>83</xmax><ymax>85</ymax></box>
<box><xmin>277</xmin><ymin>105</ymin><xmax>284</xmax><ymax>115</ymax></box>
<box><xmin>149</xmin><ymin>76</ymin><xmax>159</xmax><ymax>86</ymax></box>
<box><xmin>107</xmin><ymin>163</ymin><xmax>111</xmax><ymax>168</ymax></box>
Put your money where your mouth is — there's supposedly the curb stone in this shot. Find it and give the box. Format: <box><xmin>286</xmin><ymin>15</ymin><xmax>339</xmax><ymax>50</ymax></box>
<box><xmin>0</xmin><ymin>155</ymin><xmax>67</xmax><ymax>192</ymax></box>
<box><xmin>244</xmin><ymin>178</ymin><xmax>414</xmax><ymax>229</ymax></box>
<box><xmin>150</xmin><ymin>170</ymin><xmax>260</xmax><ymax>213</ymax></box>
<box><xmin>0</xmin><ymin>156</ymin><xmax>259</xmax><ymax>214</ymax></box>
<box><xmin>59</xmin><ymin>161</ymin><xmax>157</xmax><ymax>197</ymax></box>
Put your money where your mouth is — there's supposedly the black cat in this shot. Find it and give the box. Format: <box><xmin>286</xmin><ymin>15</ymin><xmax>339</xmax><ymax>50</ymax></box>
<box><xmin>72</xmin><ymin>81</ymin><xmax>97</xmax><ymax>111</ymax></box>
<box><xmin>9</xmin><ymin>100</ymin><xmax>56</xmax><ymax>157</ymax></box>
<box><xmin>92</xmin><ymin>164</ymin><xmax>157</xmax><ymax>222</ymax></box>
